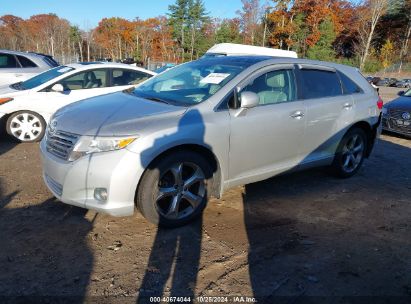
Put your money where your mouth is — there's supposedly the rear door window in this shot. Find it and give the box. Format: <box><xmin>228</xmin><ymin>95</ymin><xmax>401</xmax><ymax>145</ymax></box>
<box><xmin>111</xmin><ymin>69</ymin><xmax>152</xmax><ymax>86</ymax></box>
<box><xmin>17</xmin><ymin>55</ymin><xmax>38</xmax><ymax>68</ymax></box>
<box><xmin>0</xmin><ymin>53</ymin><xmax>19</xmax><ymax>68</ymax></box>
<box><xmin>300</xmin><ymin>69</ymin><xmax>342</xmax><ymax>99</ymax></box>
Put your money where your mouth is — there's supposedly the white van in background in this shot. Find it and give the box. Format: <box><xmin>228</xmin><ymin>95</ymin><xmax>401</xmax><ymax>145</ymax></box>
<box><xmin>203</xmin><ymin>43</ymin><xmax>298</xmax><ymax>58</ymax></box>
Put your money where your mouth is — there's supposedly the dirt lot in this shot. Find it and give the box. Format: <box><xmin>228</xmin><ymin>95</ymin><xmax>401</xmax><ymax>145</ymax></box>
<box><xmin>0</xmin><ymin>86</ymin><xmax>410</xmax><ymax>303</ymax></box>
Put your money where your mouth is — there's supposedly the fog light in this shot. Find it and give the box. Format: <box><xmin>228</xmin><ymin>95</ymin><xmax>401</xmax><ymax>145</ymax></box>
<box><xmin>94</xmin><ymin>188</ymin><xmax>108</xmax><ymax>202</ymax></box>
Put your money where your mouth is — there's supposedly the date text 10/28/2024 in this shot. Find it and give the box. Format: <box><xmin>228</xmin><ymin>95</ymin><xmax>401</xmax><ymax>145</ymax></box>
<box><xmin>149</xmin><ymin>296</ymin><xmax>257</xmax><ymax>303</ymax></box>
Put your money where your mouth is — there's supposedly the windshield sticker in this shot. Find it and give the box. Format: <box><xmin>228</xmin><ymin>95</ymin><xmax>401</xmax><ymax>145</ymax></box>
<box><xmin>57</xmin><ymin>67</ymin><xmax>72</xmax><ymax>73</ymax></box>
<box><xmin>200</xmin><ymin>73</ymin><xmax>230</xmax><ymax>84</ymax></box>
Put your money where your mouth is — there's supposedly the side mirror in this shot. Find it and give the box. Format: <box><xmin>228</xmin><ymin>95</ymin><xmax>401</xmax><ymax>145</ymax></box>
<box><xmin>240</xmin><ymin>91</ymin><xmax>259</xmax><ymax>109</ymax></box>
<box><xmin>51</xmin><ymin>83</ymin><xmax>64</xmax><ymax>93</ymax></box>
<box><xmin>398</xmin><ymin>91</ymin><xmax>405</xmax><ymax>96</ymax></box>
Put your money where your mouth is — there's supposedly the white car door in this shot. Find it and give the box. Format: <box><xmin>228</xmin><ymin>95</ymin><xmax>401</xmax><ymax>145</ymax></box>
<box><xmin>228</xmin><ymin>66</ymin><xmax>306</xmax><ymax>187</ymax></box>
<box><xmin>33</xmin><ymin>68</ymin><xmax>119</xmax><ymax>120</ymax></box>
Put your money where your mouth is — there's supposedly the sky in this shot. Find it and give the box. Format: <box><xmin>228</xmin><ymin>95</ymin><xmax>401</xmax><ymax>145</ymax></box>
<box><xmin>1</xmin><ymin>0</ymin><xmax>240</xmax><ymax>29</ymax></box>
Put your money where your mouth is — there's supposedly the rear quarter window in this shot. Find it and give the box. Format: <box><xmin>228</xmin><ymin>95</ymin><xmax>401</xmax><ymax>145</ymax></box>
<box><xmin>17</xmin><ymin>55</ymin><xmax>38</xmax><ymax>68</ymax></box>
<box><xmin>338</xmin><ymin>71</ymin><xmax>362</xmax><ymax>94</ymax></box>
<box><xmin>300</xmin><ymin>69</ymin><xmax>342</xmax><ymax>99</ymax></box>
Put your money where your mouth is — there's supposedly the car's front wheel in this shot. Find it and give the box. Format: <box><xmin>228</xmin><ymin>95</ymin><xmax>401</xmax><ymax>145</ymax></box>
<box><xmin>136</xmin><ymin>151</ymin><xmax>213</xmax><ymax>227</ymax></box>
<box><xmin>332</xmin><ymin>127</ymin><xmax>367</xmax><ymax>178</ymax></box>
<box><xmin>6</xmin><ymin>111</ymin><xmax>46</xmax><ymax>143</ymax></box>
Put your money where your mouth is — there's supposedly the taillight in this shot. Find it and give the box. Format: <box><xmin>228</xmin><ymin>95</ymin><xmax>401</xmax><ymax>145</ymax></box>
<box><xmin>377</xmin><ymin>96</ymin><xmax>383</xmax><ymax>110</ymax></box>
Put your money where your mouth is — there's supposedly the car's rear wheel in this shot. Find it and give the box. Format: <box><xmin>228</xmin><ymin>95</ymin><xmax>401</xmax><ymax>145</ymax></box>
<box><xmin>136</xmin><ymin>151</ymin><xmax>213</xmax><ymax>227</ymax></box>
<box><xmin>6</xmin><ymin>111</ymin><xmax>46</xmax><ymax>143</ymax></box>
<box><xmin>332</xmin><ymin>127</ymin><xmax>367</xmax><ymax>178</ymax></box>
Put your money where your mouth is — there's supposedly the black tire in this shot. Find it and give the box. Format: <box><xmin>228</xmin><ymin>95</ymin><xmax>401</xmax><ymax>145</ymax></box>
<box><xmin>136</xmin><ymin>150</ymin><xmax>213</xmax><ymax>227</ymax></box>
<box><xmin>6</xmin><ymin>111</ymin><xmax>46</xmax><ymax>143</ymax></box>
<box><xmin>332</xmin><ymin>127</ymin><xmax>367</xmax><ymax>178</ymax></box>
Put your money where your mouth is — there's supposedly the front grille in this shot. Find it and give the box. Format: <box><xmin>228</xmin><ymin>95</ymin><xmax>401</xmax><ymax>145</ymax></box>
<box><xmin>384</xmin><ymin>109</ymin><xmax>411</xmax><ymax>135</ymax></box>
<box><xmin>389</xmin><ymin>108</ymin><xmax>411</xmax><ymax>119</ymax></box>
<box><xmin>45</xmin><ymin>174</ymin><xmax>63</xmax><ymax>196</ymax></box>
<box><xmin>46</xmin><ymin>130</ymin><xmax>79</xmax><ymax>160</ymax></box>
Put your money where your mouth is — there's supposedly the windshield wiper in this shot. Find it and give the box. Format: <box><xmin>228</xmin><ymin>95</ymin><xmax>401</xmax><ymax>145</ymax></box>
<box><xmin>145</xmin><ymin>97</ymin><xmax>171</xmax><ymax>105</ymax></box>
<box><xmin>10</xmin><ymin>82</ymin><xmax>25</xmax><ymax>91</ymax></box>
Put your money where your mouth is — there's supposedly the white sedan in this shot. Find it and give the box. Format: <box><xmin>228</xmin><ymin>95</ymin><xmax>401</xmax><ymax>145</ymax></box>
<box><xmin>0</xmin><ymin>62</ymin><xmax>156</xmax><ymax>142</ymax></box>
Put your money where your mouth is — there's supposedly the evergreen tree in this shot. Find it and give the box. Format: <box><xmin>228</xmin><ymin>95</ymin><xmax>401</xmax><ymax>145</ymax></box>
<box><xmin>168</xmin><ymin>0</ymin><xmax>209</xmax><ymax>61</ymax></box>
<box><xmin>187</xmin><ymin>0</ymin><xmax>209</xmax><ymax>60</ymax></box>
<box><xmin>215</xmin><ymin>19</ymin><xmax>242</xmax><ymax>44</ymax></box>
<box><xmin>168</xmin><ymin>0</ymin><xmax>190</xmax><ymax>59</ymax></box>
<box><xmin>307</xmin><ymin>18</ymin><xmax>336</xmax><ymax>61</ymax></box>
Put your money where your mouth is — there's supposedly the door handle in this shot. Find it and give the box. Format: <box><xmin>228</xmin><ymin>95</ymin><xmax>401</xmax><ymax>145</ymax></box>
<box><xmin>290</xmin><ymin>110</ymin><xmax>304</xmax><ymax>119</ymax></box>
<box><xmin>343</xmin><ymin>102</ymin><xmax>353</xmax><ymax>109</ymax></box>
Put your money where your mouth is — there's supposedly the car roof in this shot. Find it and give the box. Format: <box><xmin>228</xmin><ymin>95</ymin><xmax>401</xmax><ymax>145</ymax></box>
<box><xmin>197</xmin><ymin>55</ymin><xmax>359</xmax><ymax>72</ymax></box>
<box><xmin>0</xmin><ymin>49</ymin><xmax>51</xmax><ymax>59</ymax></box>
<box><xmin>64</xmin><ymin>62</ymin><xmax>156</xmax><ymax>75</ymax></box>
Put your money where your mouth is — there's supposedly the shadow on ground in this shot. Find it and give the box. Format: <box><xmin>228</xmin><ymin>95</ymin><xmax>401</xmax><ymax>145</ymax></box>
<box><xmin>0</xmin><ymin>180</ymin><xmax>94</xmax><ymax>299</ymax></box>
<box><xmin>0</xmin><ymin>134</ymin><xmax>17</xmax><ymax>156</ymax></box>
<box><xmin>242</xmin><ymin>138</ymin><xmax>411</xmax><ymax>302</ymax></box>
<box><xmin>136</xmin><ymin>137</ymin><xmax>411</xmax><ymax>302</ymax></box>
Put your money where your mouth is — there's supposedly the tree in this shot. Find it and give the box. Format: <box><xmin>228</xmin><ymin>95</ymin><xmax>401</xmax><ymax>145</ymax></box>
<box><xmin>168</xmin><ymin>0</ymin><xmax>190</xmax><ymax>59</ymax></box>
<box><xmin>267</xmin><ymin>0</ymin><xmax>295</xmax><ymax>49</ymax></box>
<box><xmin>357</xmin><ymin>0</ymin><xmax>389</xmax><ymax>71</ymax></box>
<box><xmin>187</xmin><ymin>0</ymin><xmax>209</xmax><ymax>60</ymax></box>
<box><xmin>394</xmin><ymin>0</ymin><xmax>411</xmax><ymax>73</ymax></box>
<box><xmin>167</xmin><ymin>0</ymin><xmax>209</xmax><ymax>61</ymax></box>
<box><xmin>307</xmin><ymin>17</ymin><xmax>336</xmax><ymax>61</ymax></box>
<box><xmin>288</xmin><ymin>13</ymin><xmax>309</xmax><ymax>56</ymax></box>
<box><xmin>69</xmin><ymin>25</ymin><xmax>83</xmax><ymax>61</ymax></box>
<box><xmin>0</xmin><ymin>15</ymin><xmax>23</xmax><ymax>50</ymax></box>
<box><xmin>237</xmin><ymin>0</ymin><xmax>263</xmax><ymax>45</ymax></box>
<box><xmin>215</xmin><ymin>18</ymin><xmax>242</xmax><ymax>43</ymax></box>
<box><xmin>380</xmin><ymin>39</ymin><xmax>394</xmax><ymax>72</ymax></box>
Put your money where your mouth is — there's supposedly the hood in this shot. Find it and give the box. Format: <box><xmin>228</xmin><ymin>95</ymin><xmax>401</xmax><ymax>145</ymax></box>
<box><xmin>0</xmin><ymin>85</ymin><xmax>18</xmax><ymax>96</ymax></box>
<box><xmin>384</xmin><ymin>96</ymin><xmax>411</xmax><ymax>110</ymax></box>
<box><xmin>54</xmin><ymin>91</ymin><xmax>187</xmax><ymax>136</ymax></box>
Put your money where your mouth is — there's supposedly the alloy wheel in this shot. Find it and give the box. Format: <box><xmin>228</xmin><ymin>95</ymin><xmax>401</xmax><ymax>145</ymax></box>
<box><xmin>341</xmin><ymin>134</ymin><xmax>365</xmax><ymax>173</ymax></box>
<box><xmin>155</xmin><ymin>162</ymin><xmax>206</xmax><ymax>220</ymax></box>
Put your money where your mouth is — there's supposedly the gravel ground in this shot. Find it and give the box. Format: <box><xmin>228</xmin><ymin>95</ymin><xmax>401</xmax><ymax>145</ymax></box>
<box><xmin>0</xmin><ymin>86</ymin><xmax>410</xmax><ymax>303</ymax></box>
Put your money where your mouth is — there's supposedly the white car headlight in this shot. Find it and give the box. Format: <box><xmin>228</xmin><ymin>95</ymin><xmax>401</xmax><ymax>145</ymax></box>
<box><xmin>382</xmin><ymin>107</ymin><xmax>388</xmax><ymax>115</ymax></box>
<box><xmin>68</xmin><ymin>136</ymin><xmax>137</xmax><ymax>161</ymax></box>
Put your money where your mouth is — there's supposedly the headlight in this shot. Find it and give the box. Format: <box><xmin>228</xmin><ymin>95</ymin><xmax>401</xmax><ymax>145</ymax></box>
<box><xmin>68</xmin><ymin>136</ymin><xmax>137</xmax><ymax>161</ymax></box>
<box><xmin>382</xmin><ymin>107</ymin><xmax>388</xmax><ymax>115</ymax></box>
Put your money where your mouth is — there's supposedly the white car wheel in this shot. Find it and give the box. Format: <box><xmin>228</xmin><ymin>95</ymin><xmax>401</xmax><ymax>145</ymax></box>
<box><xmin>6</xmin><ymin>111</ymin><xmax>46</xmax><ymax>143</ymax></box>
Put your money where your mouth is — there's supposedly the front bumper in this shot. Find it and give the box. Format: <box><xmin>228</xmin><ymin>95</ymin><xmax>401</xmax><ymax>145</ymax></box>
<box><xmin>40</xmin><ymin>139</ymin><xmax>145</xmax><ymax>216</ymax></box>
<box><xmin>382</xmin><ymin>116</ymin><xmax>411</xmax><ymax>137</ymax></box>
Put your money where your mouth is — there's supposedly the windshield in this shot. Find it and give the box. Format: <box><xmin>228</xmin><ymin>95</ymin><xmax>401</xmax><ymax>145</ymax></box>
<box><xmin>17</xmin><ymin>66</ymin><xmax>75</xmax><ymax>90</ymax></box>
<box><xmin>133</xmin><ymin>59</ymin><xmax>249</xmax><ymax>106</ymax></box>
<box><xmin>403</xmin><ymin>89</ymin><xmax>411</xmax><ymax>97</ymax></box>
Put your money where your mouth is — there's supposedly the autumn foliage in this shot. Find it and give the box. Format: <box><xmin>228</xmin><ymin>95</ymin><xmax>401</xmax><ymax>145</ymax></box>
<box><xmin>0</xmin><ymin>0</ymin><xmax>410</xmax><ymax>72</ymax></box>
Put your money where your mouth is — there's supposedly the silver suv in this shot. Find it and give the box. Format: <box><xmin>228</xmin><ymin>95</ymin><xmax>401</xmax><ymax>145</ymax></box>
<box><xmin>40</xmin><ymin>56</ymin><xmax>382</xmax><ymax>227</ymax></box>
<box><xmin>0</xmin><ymin>50</ymin><xmax>59</xmax><ymax>86</ymax></box>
